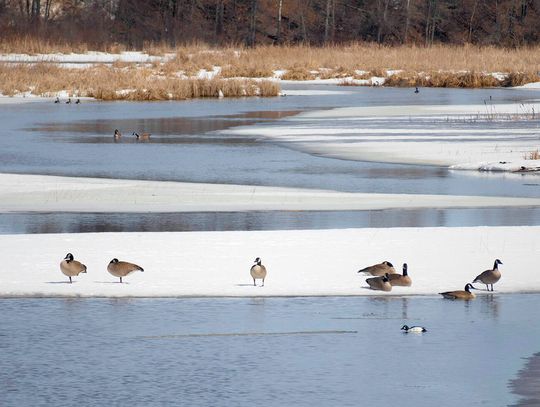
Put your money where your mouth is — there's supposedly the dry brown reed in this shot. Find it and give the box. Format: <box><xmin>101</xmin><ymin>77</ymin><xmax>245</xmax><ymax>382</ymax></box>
<box><xmin>0</xmin><ymin>63</ymin><xmax>280</xmax><ymax>100</ymax></box>
<box><xmin>2</xmin><ymin>40</ymin><xmax>540</xmax><ymax>91</ymax></box>
<box><xmin>524</xmin><ymin>149</ymin><xmax>540</xmax><ymax>160</ymax></box>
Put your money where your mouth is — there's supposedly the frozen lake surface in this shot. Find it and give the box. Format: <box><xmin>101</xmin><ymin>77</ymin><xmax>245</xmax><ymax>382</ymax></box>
<box><xmin>1</xmin><ymin>85</ymin><xmax>540</xmax><ymax>233</ymax></box>
<box><xmin>1</xmin><ymin>85</ymin><xmax>539</xmax><ymax>198</ymax></box>
<box><xmin>0</xmin><ymin>294</ymin><xmax>538</xmax><ymax>406</ymax></box>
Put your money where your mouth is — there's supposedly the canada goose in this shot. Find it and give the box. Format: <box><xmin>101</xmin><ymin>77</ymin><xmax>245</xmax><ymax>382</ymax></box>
<box><xmin>250</xmin><ymin>257</ymin><xmax>267</xmax><ymax>286</ymax></box>
<box><xmin>439</xmin><ymin>283</ymin><xmax>477</xmax><ymax>300</ymax></box>
<box><xmin>388</xmin><ymin>263</ymin><xmax>412</xmax><ymax>287</ymax></box>
<box><xmin>401</xmin><ymin>325</ymin><xmax>426</xmax><ymax>333</ymax></box>
<box><xmin>66</xmin><ymin>98</ymin><xmax>71</xmax><ymax>104</ymax></box>
<box><xmin>358</xmin><ymin>261</ymin><xmax>395</xmax><ymax>276</ymax></box>
<box><xmin>473</xmin><ymin>259</ymin><xmax>502</xmax><ymax>291</ymax></box>
<box><xmin>133</xmin><ymin>132</ymin><xmax>151</xmax><ymax>140</ymax></box>
<box><xmin>75</xmin><ymin>98</ymin><xmax>81</xmax><ymax>104</ymax></box>
<box><xmin>366</xmin><ymin>274</ymin><xmax>392</xmax><ymax>291</ymax></box>
<box><xmin>414</xmin><ymin>87</ymin><xmax>419</xmax><ymax>94</ymax></box>
<box><xmin>60</xmin><ymin>253</ymin><xmax>87</xmax><ymax>283</ymax></box>
<box><xmin>114</xmin><ymin>129</ymin><xmax>121</xmax><ymax>139</ymax></box>
<box><xmin>107</xmin><ymin>258</ymin><xmax>144</xmax><ymax>283</ymax></box>
<box><xmin>54</xmin><ymin>97</ymin><xmax>60</xmax><ymax>104</ymax></box>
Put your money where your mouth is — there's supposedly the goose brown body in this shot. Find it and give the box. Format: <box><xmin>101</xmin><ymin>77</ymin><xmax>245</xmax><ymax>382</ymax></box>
<box><xmin>439</xmin><ymin>283</ymin><xmax>476</xmax><ymax>300</ymax></box>
<box><xmin>358</xmin><ymin>261</ymin><xmax>395</xmax><ymax>276</ymax></box>
<box><xmin>473</xmin><ymin>259</ymin><xmax>502</xmax><ymax>291</ymax></box>
<box><xmin>60</xmin><ymin>253</ymin><xmax>87</xmax><ymax>283</ymax></box>
<box><xmin>388</xmin><ymin>263</ymin><xmax>412</xmax><ymax>287</ymax></box>
<box><xmin>107</xmin><ymin>258</ymin><xmax>144</xmax><ymax>283</ymax></box>
<box><xmin>366</xmin><ymin>275</ymin><xmax>392</xmax><ymax>291</ymax></box>
<box><xmin>133</xmin><ymin>132</ymin><xmax>151</xmax><ymax>140</ymax></box>
<box><xmin>250</xmin><ymin>257</ymin><xmax>267</xmax><ymax>286</ymax></box>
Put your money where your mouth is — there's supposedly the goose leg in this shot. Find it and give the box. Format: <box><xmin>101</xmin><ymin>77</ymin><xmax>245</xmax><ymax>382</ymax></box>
<box><xmin>120</xmin><ymin>277</ymin><xmax>123</xmax><ymax>283</ymax></box>
<box><xmin>262</xmin><ymin>278</ymin><xmax>265</xmax><ymax>287</ymax></box>
<box><xmin>253</xmin><ymin>278</ymin><xmax>256</xmax><ymax>286</ymax></box>
<box><xmin>69</xmin><ymin>276</ymin><xmax>72</xmax><ymax>283</ymax></box>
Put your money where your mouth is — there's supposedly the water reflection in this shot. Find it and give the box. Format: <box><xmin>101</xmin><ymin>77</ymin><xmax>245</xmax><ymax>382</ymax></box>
<box><xmin>1</xmin><ymin>207</ymin><xmax>540</xmax><ymax>235</ymax></box>
<box><xmin>30</xmin><ymin>110</ymin><xmax>302</xmax><ymax>143</ymax></box>
<box><xmin>509</xmin><ymin>352</ymin><xmax>540</xmax><ymax>406</ymax></box>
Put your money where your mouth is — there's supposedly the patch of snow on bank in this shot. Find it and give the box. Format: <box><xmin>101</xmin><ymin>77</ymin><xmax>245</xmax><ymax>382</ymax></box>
<box><xmin>2</xmin><ymin>174</ymin><xmax>539</xmax><ymax>213</ymax></box>
<box><xmin>0</xmin><ymin>226</ymin><xmax>538</xmax><ymax>297</ymax></box>
<box><xmin>223</xmin><ymin>102</ymin><xmax>540</xmax><ymax>169</ymax></box>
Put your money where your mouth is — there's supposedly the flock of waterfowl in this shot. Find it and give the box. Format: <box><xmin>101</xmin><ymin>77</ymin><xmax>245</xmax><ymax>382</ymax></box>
<box><xmin>60</xmin><ymin>253</ymin><xmax>502</xmax><ymax>299</ymax></box>
<box><xmin>54</xmin><ymin>97</ymin><xmax>80</xmax><ymax>104</ymax></box>
<box><xmin>60</xmin><ymin>253</ymin><xmax>144</xmax><ymax>284</ymax></box>
<box><xmin>113</xmin><ymin>129</ymin><xmax>151</xmax><ymax>141</ymax></box>
<box><xmin>358</xmin><ymin>259</ymin><xmax>503</xmax><ymax>299</ymax></box>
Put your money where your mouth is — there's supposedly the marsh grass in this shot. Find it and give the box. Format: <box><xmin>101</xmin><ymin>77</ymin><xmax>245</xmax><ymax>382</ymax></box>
<box><xmin>0</xmin><ymin>63</ymin><xmax>280</xmax><ymax>100</ymax></box>
<box><xmin>2</xmin><ymin>41</ymin><xmax>540</xmax><ymax>95</ymax></box>
<box><xmin>524</xmin><ymin>150</ymin><xmax>540</xmax><ymax>160</ymax></box>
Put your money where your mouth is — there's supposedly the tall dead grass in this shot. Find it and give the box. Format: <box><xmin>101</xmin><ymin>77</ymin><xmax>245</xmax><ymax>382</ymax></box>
<box><xmin>0</xmin><ymin>64</ymin><xmax>280</xmax><ymax>100</ymax></box>
<box><xmin>2</xmin><ymin>40</ymin><xmax>540</xmax><ymax>89</ymax></box>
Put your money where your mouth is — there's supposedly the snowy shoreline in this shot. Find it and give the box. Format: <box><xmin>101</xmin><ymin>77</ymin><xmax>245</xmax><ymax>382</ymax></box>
<box><xmin>1</xmin><ymin>226</ymin><xmax>538</xmax><ymax>297</ymax></box>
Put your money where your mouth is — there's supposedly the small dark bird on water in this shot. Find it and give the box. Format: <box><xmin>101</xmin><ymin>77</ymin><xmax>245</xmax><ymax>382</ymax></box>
<box><xmin>75</xmin><ymin>98</ymin><xmax>81</xmax><ymax>104</ymax></box>
<box><xmin>414</xmin><ymin>87</ymin><xmax>419</xmax><ymax>94</ymax></box>
<box><xmin>54</xmin><ymin>97</ymin><xmax>60</xmax><ymax>104</ymax></box>
<box><xmin>66</xmin><ymin>98</ymin><xmax>71</xmax><ymax>104</ymax></box>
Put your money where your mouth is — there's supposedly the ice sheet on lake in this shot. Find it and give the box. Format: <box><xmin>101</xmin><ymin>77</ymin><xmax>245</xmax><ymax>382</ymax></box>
<box><xmin>222</xmin><ymin>103</ymin><xmax>540</xmax><ymax>171</ymax></box>
<box><xmin>0</xmin><ymin>226</ymin><xmax>538</xmax><ymax>297</ymax></box>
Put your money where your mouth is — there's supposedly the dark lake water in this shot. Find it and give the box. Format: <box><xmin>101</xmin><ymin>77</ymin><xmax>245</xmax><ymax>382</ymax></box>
<box><xmin>1</xmin><ymin>207</ymin><xmax>540</xmax><ymax>234</ymax></box>
<box><xmin>1</xmin><ymin>294</ymin><xmax>538</xmax><ymax>406</ymax></box>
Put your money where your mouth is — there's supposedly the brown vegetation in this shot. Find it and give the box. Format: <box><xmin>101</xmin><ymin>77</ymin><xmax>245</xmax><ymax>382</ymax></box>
<box><xmin>0</xmin><ymin>64</ymin><xmax>280</xmax><ymax>100</ymax></box>
<box><xmin>524</xmin><ymin>150</ymin><xmax>540</xmax><ymax>160</ymax></box>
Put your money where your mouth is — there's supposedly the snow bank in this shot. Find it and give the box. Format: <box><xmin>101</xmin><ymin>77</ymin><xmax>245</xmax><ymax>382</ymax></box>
<box><xmin>0</xmin><ymin>226</ymin><xmax>538</xmax><ymax>297</ymax></box>
<box><xmin>0</xmin><ymin>51</ymin><xmax>171</xmax><ymax>64</ymax></box>
<box><xmin>223</xmin><ymin>103</ymin><xmax>540</xmax><ymax>169</ymax></box>
<box><xmin>2</xmin><ymin>174</ymin><xmax>539</xmax><ymax>213</ymax></box>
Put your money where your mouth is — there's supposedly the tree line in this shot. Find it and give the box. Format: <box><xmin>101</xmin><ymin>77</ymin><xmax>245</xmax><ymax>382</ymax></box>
<box><xmin>1</xmin><ymin>0</ymin><xmax>539</xmax><ymax>48</ymax></box>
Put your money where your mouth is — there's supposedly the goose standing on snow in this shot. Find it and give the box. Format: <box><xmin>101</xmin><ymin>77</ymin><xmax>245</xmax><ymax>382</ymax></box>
<box><xmin>401</xmin><ymin>325</ymin><xmax>427</xmax><ymax>333</ymax></box>
<box><xmin>366</xmin><ymin>274</ymin><xmax>392</xmax><ymax>291</ymax></box>
<box><xmin>473</xmin><ymin>259</ymin><xmax>503</xmax><ymax>291</ymax></box>
<box><xmin>60</xmin><ymin>253</ymin><xmax>87</xmax><ymax>283</ymax></box>
<box><xmin>250</xmin><ymin>257</ymin><xmax>267</xmax><ymax>286</ymax></box>
<box><xmin>439</xmin><ymin>283</ymin><xmax>476</xmax><ymax>300</ymax></box>
<box><xmin>358</xmin><ymin>261</ymin><xmax>395</xmax><ymax>276</ymax></box>
<box><xmin>388</xmin><ymin>263</ymin><xmax>412</xmax><ymax>287</ymax></box>
<box><xmin>107</xmin><ymin>258</ymin><xmax>144</xmax><ymax>283</ymax></box>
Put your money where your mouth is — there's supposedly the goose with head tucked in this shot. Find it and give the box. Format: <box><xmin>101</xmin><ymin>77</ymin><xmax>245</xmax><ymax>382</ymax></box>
<box><xmin>439</xmin><ymin>283</ymin><xmax>477</xmax><ymax>300</ymax></box>
<box><xmin>358</xmin><ymin>261</ymin><xmax>395</xmax><ymax>276</ymax></box>
<box><xmin>107</xmin><ymin>258</ymin><xmax>144</xmax><ymax>283</ymax></box>
<box><xmin>366</xmin><ymin>274</ymin><xmax>392</xmax><ymax>291</ymax></box>
<box><xmin>250</xmin><ymin>257</ymin><xmax>267</xmax><ymax>286</ymax></box>
<box><xmin>60</xmin><ymin>253</ymin><xmax>87</xmax><ymax>283</ymax></box>
<box><xmin>114</xmin><ymin>129</ymin><xmax>122</xmax><ymax>140</ymax></box>
<box><xmin>473</xmin><ymin>259</ymin><xmax>503</xmax><ymax>291</ymax></box>
<box><xmin>388</xmin><ymin>263</ymin><xmax>412</xmax><ymax>287</ymax></box>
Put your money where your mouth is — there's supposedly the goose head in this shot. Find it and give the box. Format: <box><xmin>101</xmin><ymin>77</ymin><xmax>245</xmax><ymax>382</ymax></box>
<box><xmin>254</xmin><ymin>257</ymin><xmax>261</xmax><ymax>265</ymax></box>
<box><xmin>402</xmin><ymin>263</ymin><xmax>408</xmax><ymax>276</ymax></box>
<box><xmin>109</xmin><ymin>258</ymin><xmax>119</xmax><ymax>264</ymax></box>
<box><xmin>64</xmin><ymin>253</ymin><xmax>74</xmax><ymax>262</ymax></box>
